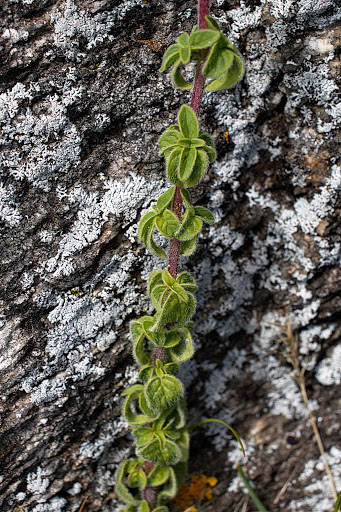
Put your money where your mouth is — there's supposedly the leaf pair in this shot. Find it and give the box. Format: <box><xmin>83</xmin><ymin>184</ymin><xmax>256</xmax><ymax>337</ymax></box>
<box><xmin>160</xmin><ymin>28</ymin><xmax>220</xmax><ymax>89</ymax></box>
<box><xmin>159</xmin><ymin>105</ymin><xmax>216</xmax><ymax>188</ymax></box>
<box><xmin>138</xmin><ymin>186</ymin><xmax>177</xmax><ymax>259</ymax></box>
<box><xmin>116</xmin><ymin>458</ymin><xmax>175</xmax><ymax>511</ymax></box>
<box><xmin>144</xmin><ymin>360</ymin><xmax>183</xmax><ymax>412</ymax></box>
<box><xmin>148</xmin><ymin>268</ymin><xmax>197</xmax><ymax>332</ymax></box>
<box><xmin>203</xmin><ymin>16</ymin><xmax>244</xmax><ymax>91</ymax></box>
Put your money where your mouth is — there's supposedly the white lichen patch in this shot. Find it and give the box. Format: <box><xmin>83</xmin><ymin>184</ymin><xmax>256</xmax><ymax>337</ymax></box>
<box><xmin>0</xmin><ymin>80</ymin><xmax>82</xmax><ymax>191</ymax></box>
<box><xmin>26</xmin><ymin>467</ymin><xmax>50</xmax><ymax>495</ymax></box>
<box><xmin>316</xmin><ymin>344</ymin><xmax>341</xmax><ymax>386</ymax></box>
<box><xmin>51</xmin><ymin>0</ymin><xmax>145</xmax><ymax>60</ymax></box>
<box><xmin>288</xmin><ymin>447</ymin><xmax>341</xmax><ymax>511</ymax></box>
<box><xmin>0</xmin><ymin>182</ymin><xmax>21</xmax><ymax>227</ymax></box>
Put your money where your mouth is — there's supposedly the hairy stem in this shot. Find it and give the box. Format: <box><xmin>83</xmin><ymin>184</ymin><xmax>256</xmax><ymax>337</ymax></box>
<box><xmin>168</xmin><ymin>0</ymin><xmax>210</xmax><ymax>279</ymax></box>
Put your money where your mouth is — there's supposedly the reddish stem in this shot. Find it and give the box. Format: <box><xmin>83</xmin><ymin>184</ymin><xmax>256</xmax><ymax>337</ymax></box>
<box><xmin>167</xmin><ymin>0</ymin><xmax>210</xmax><ymax>279</ymax></box>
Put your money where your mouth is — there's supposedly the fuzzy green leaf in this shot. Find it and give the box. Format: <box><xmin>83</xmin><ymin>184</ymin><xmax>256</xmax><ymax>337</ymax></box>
<box><xmin>115</xmin><ymin>462</ymin><xmax>140</xmax><ymax>506</ymax></box>
<box><xmin>139</xmin><ymin>438</ymin><xmax>182</xmax><ymax>465</ymax></box>
<box><xmin>162</xmin><ymin>268</ymin><xmax>175</xmax><ymax>287</ymax></box>
<box><xmin>147</xmin><ymin>227</ymin><xmax>167</xmax><ymax>259</ymax></box>
<box><xmin>166</xmin><ymin>146</ymin><xmax>182</xmax><ymax>186</ymax></box>
<box><xmin>147</xmin><ymin>465</ymin><xmax>170</xmax><ymax>486</ymax></box>
<box><xmin>138</xmin><ymin>365</ymin><xmax>154</xmax><ymax>384</ymax></box>
<box><xmin>205</xmin><ymin>53</ymin><xmax>244</xmax><ymax>91</ymax></box>
<box><xmin>133</xmin><ymin>333</ymin><xmax>151</xmax><ymax>365</ymax></box>
<box><xmin>180</xmin><ymin>45</ymin><xmax>190</xmax><ymax>64</ymax></box>
<box><xmin>178</xmin><ymin>147</ymin><xmax>197</xmax><ymax>182</ymax></box>
<box><xmin>180</xmin><ymin>237</ymin><xmax>197</xmax><ymax>256</ymax></box>
<box><xmin>163</xmin><ymin>362</ymin><xmax>180</xmax><ymax>375</ymax></box>
<box><xmin>202</xmin><ymin>143</ymin><xmax>216</xmax><ymax>163</ymax></box>
<box><xmin>203</xmin><ymin>43</ymin><xmax>234</xmax><ymax>78</ymax></box>
<box><xmin>155</xmin><ymin>210</ymin><xmax>180</xmax><ymax>238</ymax></box>
<box><xmin>145</xmin><ymin>375</ymin><xmax>183</xmax><ymax>411</ymax></box>
<box><xmin>171</xmin><ymin>282</ymin><xmax>189</xmax><ymax>302</ymax></box>
<box><xmin>140</xmin><ymin>501</ymin><xmax>150</xmax><ymax>512</ymax></box>
<box><xmin>123</xmin><ymin>388</ymin><xmax>158</xmax><ymax>425</ymax></box>
<box><xmin>164</xmin><ymin>332</ymin><xmax>181</xmax><ymax>348</ymax></box>
<box><xmin>175</xmin><ymin>212</ymin><xmax>203</xmax><ymax>241</ymax></box>
<box><xmin>160</xmin><ymin>44</ymin><xmax>180</xmax><ymax>72</ymax></box>
<box><xmin>157</xmin><ymin>467</ymin><xmax>178</xmax><ymax>504</ymax></box>
<box><xmin>139</xmin><ymin>393</ymin><xmax>157</xmax><ymax>417</ymax></box>
<box><xmin>147</xmin><ymin>270</ymin><xmax>163</xmax><ymax>296</ymax></box>
<box><xmin>133</xmin><ymin>427</ymin><xmax>155</xmax><ymax>448</ymax></box>
<box><xmin>205</xmin><ymin>15</ymin><xmax>220</xmax><ymax>31</ymax></box>
<box><xmin>159</xmin><ymin>130</ymin><xmax>181</xmax><ymax>155</ymax></box>
<box><xmin>177</xmin><ymin>271</ymin><xmax>198</xmax><ymax>293</ymax></box>
<box><xmin>171</xmin><ymin>61</ymin><xmax>193</xmax><ymax>90</ymax></box>
<box><xmin>178</xmin><ymin>105</ymin><xmax>199</xmax><ymax>139</ymax></box>
<box><xmin>193</xmin><ymin>206</ymin><xmax>215</xmax><ymax>224</ymax></box>
<box><xmin>127</xmin><ymin>469</ymin><xmax>147</xmax><ymax>489</ymax></box>
<box><xmin>169</xmin><ymin>328</ymin><xmax>194</xmax><ymax>362</ymax></box>
<box><xmin>176</xmin><ymin>32</ymin><xmax>190</xmax><ymax>47</ymax></box>
<box><xmin>182</xmin><ymin>149</ymin><xmax>207</xmax><ymax>188</ymax></box>
<box><xmin>156</xmin><ymin>186</ymin><xmax>176</xmax><ymax>211</ymax></box>
<box><xmin>189</xmin><ymin>29</ymin><xmax>220</xmax><ymax>49</ymax></box>
<box><xmin>138</xmin><ymin>211</ymin><xmax>157</xmax><ymax>243</ymax></box>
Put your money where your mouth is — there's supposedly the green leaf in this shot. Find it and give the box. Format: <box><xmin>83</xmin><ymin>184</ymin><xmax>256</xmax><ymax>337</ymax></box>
<box><xmin>180</xmin><ymin>45</ymin><xmax>190</xmax><ymax>64</ymax></box>
<box><xmin>157</xmin><ymin>467</ymin><xmax>178</xmax><ymax>503</ymax></box>
<box><xmin>163</xmin><ymin>362</ymin><xmax>180</xmax><ymax>375</ymax></box>
<box><xmin>156</xmin><ymin>186</ymin><xmax>176</xmax><ymax>211</ymax></box>
<box><xmin>189</xmin><ymin>29</ymin><xmax>220</xmax><ymax>49</ymax></box>
<box><xmin>203</xmin><ymin>43</ymin><xmax>234</xmax><ymax>78</ymax></box>
<box><xmin>147</xmin><ymin>227</ymin><xmax>167</xmax><ymax>259</ymax></box>
<box><xmin>169</xmin><ymin>328</ymin><xmax>194</xmax><ymax>362</ymax></box>
<box><xmin>182</xmin><ymin>149</ymin><xmax>207</xmax><ymax>188</ymax></box>
<box><xmin>175</xmin><ymin>211</ymin><xmax>203</xmax><ymax>241</ymax></box>
<box><xmin>133</xmin><ymin>332</ymin><xmax>151</xmax><ymax>365</ymax></box>
<box><xmin>171</xmin><ymin>282</ymin><xmax>189</xmax><ymax>302</ymax></box>
<box><xmin>139</xmin><ymin>438</ymin><xmax>182</xmax><ymax>465</ymax></box>
<box><xmin>127</xmin><ymin>469</ymin><xmax>147</xmax><ymax>489</ymax></box>
<box><xmin>194</xmin><ymin>205</ymin><xmax>215</xmax><ymax>224</ymax></box>
<box><xmin>138</xmin><ymin>211</ymin><xmax>157</xmax><ymax>243</ymax></box>
<box><xmin>159</xmin><ymin>130</ymin><xmax>181</xmax><ymax>155</ymax></box>
<box><xmin>162</xmin><ymin>268</ymin><xmax>175</xmax><ymax>287</ymax></box>
<box><xmin>121</xmin><ymin>384</ymin><xmax>144</xmax><ymax>397</ymax></box>
<box><xmin>205</xmin><ymin>53</ymin><xmax>244</xmax><ymax>91</ymax></box>
<box><xmin>160</xmin><ymin>44</ymin><xmax>180</xmax><ymax>72</ymax></box>
<box><xmin>178</xmin><ymin>147</ymin><xmax>197</xmax><ymax>182</ymax></box>
<box><xmin>205</xmin><ymin>15</ymin><xmax>220</xmax><ymax>31</ymax></box>
<box><xmin>140</xmin><ymin>501</ymin><xmax>150</xmax><ymax>512</ymax></box>
<box><xmin>178</xmin><ymin>105</ymin><xmax>199</xmax><ymax>138</ymax></box>
<box><xmin>202</xmin><ymin>143</ymin><xmax>216</xmax><ymax>163</ymax></box>
<box><xmin>138</xmin><ymin>365</ymin><xmax>154</xmax><ymax>384</ymax></box>
<box><xmin>155</xmin><ymin>210</ymin><xmax>180</xmax><ymax>238</ymax></box>
<box><xmin>171</xmin><ymin>61</ymin><xmax>193</xmax><ymax>90</ymax></box>
<box><xmin>145</xmin><ymin>375</ymin><xmax>183</xmax><ymax>411</ymax></box>
<box><xmin>147</xmin><ymin>270</ymin><xmax>163</xmax><ymax>297</ymax></box>
<box><xmin>115</xmin><ymin>462</ymin><xmax>140</xmax><ymax>506</ymax></box>
<box><xmin>180</xmin><ymin>237</ymin><xmax>197</xmax><ymax>256</ymax></box>
<box><xmin>123</xmin><ymin>388</ymin><xmax>158</xmax><ymax>425</ymax></box>
<box><xmin>198</xmin><ymin>131</ymin><xmax>215</xmax><ymax>148</ymax></box>
<box><xmin>152</xmin><ymin>508</ymin><xmax>169</xmax><ymax>512</ymax></box>
<box><xmin>176</xmin><ymin>32</ymin><xmax>190</xmax><ymax>47</ymax></box>
<box><xmin>147</xmin><ymin>465</ymin><xmax>170</xmax><ymax>486</ymax></box>
<box><xmin>164</xmin><ymin>332</ymin><xmax>181</xmax><ymax>348</ymax></box>
<box><xmin>166</xmin><ymin>147</ymin><xmax>182</xmax><ymax>186</ymax></box>
<box><xmin>133</xmin><ymin>426</ymin><xmax>155</xmax><ymax>448</ymax></box>
<box><xmin>334</xmin><ymin>491</ymin><xmax>341</xmax><ymax>512</ymax></box>
<box><xmin>177</xmin><ymin>271</ymin><xmax>198</xmax><ymax>292</ymax></box>
<box><xmin>139</xmin><ymin>393</ymin><xmax>158</xmax><ymax>417</ymax></box>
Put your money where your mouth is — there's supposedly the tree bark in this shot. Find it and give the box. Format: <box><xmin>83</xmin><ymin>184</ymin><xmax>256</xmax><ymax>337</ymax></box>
<box><xmin>0</xmin><ymin>1</ymin><xmax>340</xmax><ymax>511</ymax></box>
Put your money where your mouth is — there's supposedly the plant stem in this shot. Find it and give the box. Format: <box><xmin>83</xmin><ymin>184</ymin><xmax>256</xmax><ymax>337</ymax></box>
<box><xmin>168</xmin><ymin>0</ymin><xmax>210</xmax><ymax>279</ymax></box>
<box><xmin>236</xmin><ymin>465</ymin><xmax>270</xmax><ymax>512</ymax></box>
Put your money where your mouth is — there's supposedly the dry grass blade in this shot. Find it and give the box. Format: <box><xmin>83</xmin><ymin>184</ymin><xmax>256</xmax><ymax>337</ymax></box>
<box><xmin>276</xmin><ymin>314</ymin><xmax>338</xmax><ymax>503</ymax></box>
<box><xmin>78</xmin><ymin>496</ymin><xmax>88</xmax><ymax>512</ymax></box>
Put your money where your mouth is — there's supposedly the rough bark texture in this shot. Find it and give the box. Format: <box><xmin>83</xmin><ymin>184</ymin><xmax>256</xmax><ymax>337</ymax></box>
<box><xmin>0</xmin><ymin>1</ymin><xmax>340</xmax><ymax>511</ymax></box>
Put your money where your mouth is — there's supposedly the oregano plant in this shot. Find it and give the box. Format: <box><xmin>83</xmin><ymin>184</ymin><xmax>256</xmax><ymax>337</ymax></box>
<box><xmin>115</xmin><ymin>2</ymin><xmax>244</xmax><ymax>511</ymax></box>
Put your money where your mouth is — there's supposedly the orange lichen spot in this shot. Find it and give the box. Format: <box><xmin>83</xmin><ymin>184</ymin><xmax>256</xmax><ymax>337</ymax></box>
<box><xmin>171</xmin><ymin>474</ymin><xmax>218</xmax><ymax>511</ymax></box>
<box><xmin>224</xmin><ymin>130</ymin><xmax>229</xmax><ymax>143</ymax></box>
